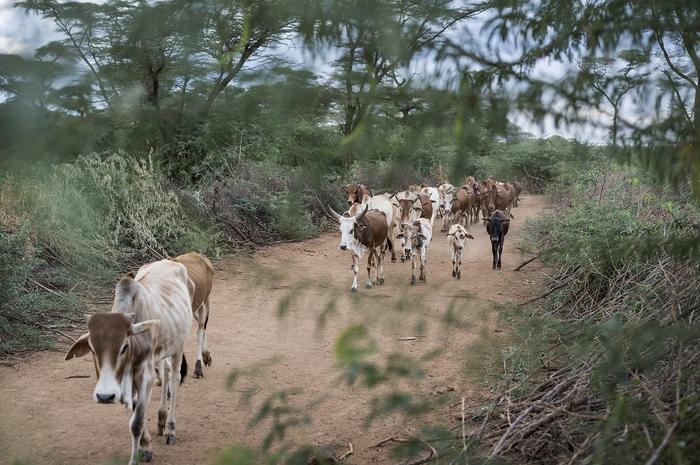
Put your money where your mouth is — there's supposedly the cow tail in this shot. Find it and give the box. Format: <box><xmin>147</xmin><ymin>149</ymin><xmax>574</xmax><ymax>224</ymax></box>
<box><xmin>385</xmin><ymin>237</ymin><xmax>393</xmax><ymax>254</ymax></box>
<box><xmin>180</xmin><ymin>354</ymin><xmax>188</xmax><ymax>385</ymax></box>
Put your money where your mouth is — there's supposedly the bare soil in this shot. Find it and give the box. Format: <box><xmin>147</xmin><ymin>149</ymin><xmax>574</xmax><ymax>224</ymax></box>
<box><xmin>0</xmin><ymin>195</ymin><xmax>547</xmax><ymax>465</ymax></box>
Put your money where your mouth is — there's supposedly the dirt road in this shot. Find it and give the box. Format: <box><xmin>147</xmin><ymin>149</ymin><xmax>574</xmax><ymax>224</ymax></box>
<box><xmin>0</xmin><ymin>195</ymin><xmax>546</xmax><ymax>465</ymax></box>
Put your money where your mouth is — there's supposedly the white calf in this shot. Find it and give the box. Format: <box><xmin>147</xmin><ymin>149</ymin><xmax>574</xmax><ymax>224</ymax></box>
<box><xmin>447</xmin><ymin>224</ymin><xmax>474</xmax><ymax>279</ymax></box>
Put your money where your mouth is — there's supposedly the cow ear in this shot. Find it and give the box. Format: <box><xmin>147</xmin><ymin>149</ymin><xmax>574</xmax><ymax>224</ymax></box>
<box><xmin>396</xmin><ymin>233</ymin><xmax>404</xmax><ymax>238</ymax></box>
<box><xmin>65</xmin><ymin>333</ymin><xmax>91</xmax><ymax>360</ymax></box>
<box><xmin>128</xmin><ymin>319</ymin><xmax>159</xmax><ymax>336</ymax></box>
<box><xmin>123</xmin><ymin>271</ymin><xmax>135</xmax><ymax>279</ymax></box>
<box><xmin>418</xmin><ymin>234</ymin><xmax>427</xmax><ymax>241</ymax></box>
<box><xmin>466</xmin><ymin>234</ymin><xmax>474</xmax><ymax>239</ymax></box>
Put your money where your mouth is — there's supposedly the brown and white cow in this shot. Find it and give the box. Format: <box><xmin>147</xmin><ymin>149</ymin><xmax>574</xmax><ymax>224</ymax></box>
<box><xmin>172</xmin><ymin>252</ymin><xmax>214</xmax><ymax>379</ymax></box>
<box><xmin>453</xmin><ymin>186</ymin><xmax>477</xmax><ymax>226</ymax></box>
<box><xmin>420</xmin><ymin>186</ymin><xmax>440</xmax><ymax>225</ymax></box>
<box><xmin>65</xmin><ymin>259</ymin><xmax>192</xmax><ymax>465</ymax></box>
<box><xmin>330</xmin><ymin>204</ymin><xmax>389</xmax><ymax>292</ymax></box>
<box><xmin>447</xmin><ymin>224</ymin><xmax>474</xmax><ymax>279</ymax></box>
<box><xmin>397</xmin><ymin>218</ymin><xmax>433</xmax><ymax>285</ymax></box>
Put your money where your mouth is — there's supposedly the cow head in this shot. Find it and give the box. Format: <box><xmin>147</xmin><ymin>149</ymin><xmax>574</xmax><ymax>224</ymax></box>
<box><xmin>397</xmin><ymin>220</ymin><xmax>427</xmax><ymax>258</ymax></box>
<box><xmin>483</xmin><ymin>210</ymin><xmax>510</xmax><ymax>243</ymax></box>
<box><xmin>397</xmin><ymin>196</ymin><xmax>421</xmax><ymax>225</ymax></box>
<box><xmin>447</xmin><ymin>225</ymin><xmax>474</xmax><ymax>250</ymax></box>
<box><xmin>329</xmin><ymin>204</ymin><xmax>369</xmax><ymax>251</ymax></box>
<box><xmin>346</xmin><ymin>184</ymin><xmax>371</xmax><ymax>205</ymax></box>
<box><xmin>65</xmin><ymin>312</ymin><xmax>158</xmax><ymax>404</ymax></box>
<box><xmin>487</xmin><ymin>185</ymin><xmax>498</xmax><ymax>214</ymax></box>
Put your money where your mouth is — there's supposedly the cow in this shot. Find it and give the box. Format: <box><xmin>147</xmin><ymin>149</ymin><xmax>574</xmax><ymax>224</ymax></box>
<box><xmin>447</xmin><ymin>224</ymin><xmax>474</xmax><ymax>279</ymax></box>
<box><xmin>453</xmin><ymin>186</ymin><xmax>477</xmax><ymax>226</ymax></box>
<box><xmin>172</xmin><ymin>252</ymin><xmax>214</xmax><ymax>379</ymax></box>
<box><xmin>329</xmin><ymin>204</ymin><xmax>389</xmax><ymax>292</ymax></box>
<box><xmin>483</xmin><ymin>210</ymin><xmax>510</xmax><ymax>269</ymax></box>
<box><xmin>65</xmin><ymin>259</ymin><xmax>192</xmax><ymax>464</ymax></box>
<box><xmin>512</xmin><ymin>181</ymin><xmax>523</xmax><ymax>207</ymax></box>
<box><xmin>346</xmin><ymin>183</ymin><xmax>372</xmax><ymax>205</ymax></box>
<box><xmin>485</xmin><ymin>184</ymin><xmax>513</xmax><ymax>218</ymax></box>
<box><xmin>437</xmin><ymin>183</ymin><xmax>455</xmax><ymax>220</ymax></box>
<box><xmin>420</xmin><ymin>186</ymin><xmax>440</xmax><ymax>224</ymax></box>
<box><xmin>397</xmin><ymin>218</ymin><xmax>433</xmax><ymax>285</ymax></box>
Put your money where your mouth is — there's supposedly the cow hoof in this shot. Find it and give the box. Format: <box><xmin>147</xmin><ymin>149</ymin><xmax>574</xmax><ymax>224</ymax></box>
<box><xmin>203</xmin><ymin>351</ymin><xmax>212</xmax><ymax>367</ymax></box>
<box><xmin>139</xmin><ymin>449</ymin><xmax>153</xmax><ymax>463</ymax></box>
<box><xmin>378</xmin><ymin>278</ymin><xmax>385</xmax><ymax>285</ymax></box>
<box><xmin>193</xmin><ymin>360</ymin><xmax>203</xmax><ymax>378</ymax></box>
<box><xmin>410</xmin><ymin>277</ymin><xmax>416</xmax><ymax>285</ymax></box>
<box><xmin>452</xmin><ymin>271</ymin><xmax>456</xmax><ymax>278</ymax></box>
<box><xmin>165</xmin><ymin>434</ymin><xmax>176</xmax><ymax>445</ymax></box>
<box><xmin>351</xmin><ymin>287</ymin><xmax>358</xmax><ymax>293</ymax></box>
<box><xmin>365</xmin><ymin>283</ymin><xmax>373</xmax><ymax>289</ymax></box>
<box><xmin>457</xmin><ymin>272</ymin><xmax>461</xmax><ymax>279</ymax></box>
<box><xmin>155</xmin><ymin>378</ymin><xmax>162</xmax><ymax>387</ymax></box>
<box><xmin>391</xmin><ymin>258</ymin><xmax>396</xmax><ymax>263</ymax></box>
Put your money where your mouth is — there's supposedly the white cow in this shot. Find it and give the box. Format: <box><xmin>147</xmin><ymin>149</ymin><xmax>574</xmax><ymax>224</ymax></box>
<box><xmin>65</xmin><ymin>259</ymin><xmax>192</xmax><ymax>464</ymax></box>
<box><xmin>447</xmin><ymin>223</ymin><xmax>474</xmax><ymax>279</ymax></box>
<box><xmin>397</xmin><ymin>218</ymin><xmax>433</xmax><ymax>284</ymax></box>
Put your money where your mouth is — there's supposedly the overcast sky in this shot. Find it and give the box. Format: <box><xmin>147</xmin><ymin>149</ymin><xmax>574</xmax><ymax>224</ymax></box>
<box><xmin>0</xmin><ymin>0</ymin><xmax>609</xmax><ymax>142</ymax></box>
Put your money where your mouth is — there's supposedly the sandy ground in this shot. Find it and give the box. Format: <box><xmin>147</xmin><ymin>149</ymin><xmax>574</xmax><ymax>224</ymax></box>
<box><xmin>0</xmin><ymin>195</ymin><xmax>546</xmax><ymax>465</ymax></box>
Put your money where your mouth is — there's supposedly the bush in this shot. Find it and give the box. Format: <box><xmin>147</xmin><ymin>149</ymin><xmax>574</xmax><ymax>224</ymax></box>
<box><xmin>470</xmin><ymin>167</ymin><xmax>700</xmax><ymax>464</ymax></box>
<box><xmin>3</xmin><ymin>152</ymin><xmax>211</xmax><ymax>278</ymax></box>
<box><xmin>0</xmin><ymin>226</ymin><xmax>83</xmax><ymax>355</ymax></box>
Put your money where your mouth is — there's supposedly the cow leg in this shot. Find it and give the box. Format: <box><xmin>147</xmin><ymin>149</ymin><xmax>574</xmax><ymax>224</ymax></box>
<box><xmin>201</xmin><ymin>297</ymin><xmax>212</xmax><ymax>367</ymax></box>
<box><xmin>193</xmin><ymin>300</ymin><xmax>211</xmax><ymax>378</ymax></box>
<box><xmin>376</xmin><ymin>246</ymin><xmax>385</xmax><ymax>285</ymax></box>
<box><xmin>164</xmin><ymin>353</ymin><xmax>182</xmax><ymax>445</ymax></box>
<box><xmin>419</xmin><ymin>248</ymin><xmax>427</xmax><ymax>282</ymax></box>
<box><xmin>491</xmin><ymin>242</ymin><xmax>498</xmax><ymax>269</ymax></box>
<box><xmin>457</xmin><ymin>249</ymin><xmax>462</xmax><ymax>279</ymax></box>
<box><xmin>451</xmin><ymin>247</ymin><xmax>457</xmax><ymax>278</ymax></box>
<box><xmin>410</xmin><ymin>254</ymin><xmax>417</xmax><ymax>285</ymax></box>
<box><xmin>157</xmin><ymin>359</ymin><xmax>169</xmax><ymax>436</ymax></box>
<box><xmin>365</xmin><ymin>251</ymin><xmax>373</xmax><ymax>289</ymax></box>
<box><xmin>497</xmin><ymin>240</ymin><xmax>504</xmax><ymax>269</ymax></box>
<box><xmin>351</xmin><ymin>253</ymin><xmax>359</xmax><ymax>292</ymax></box>
<box><xmin>130</xmin><ymin>364</ymin><xmax>154</xmax><ymax>464</ymax></box>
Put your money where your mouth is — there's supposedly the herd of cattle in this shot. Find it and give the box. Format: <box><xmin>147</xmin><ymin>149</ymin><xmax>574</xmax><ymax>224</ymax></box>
<box><xmin>64</xmin><ymin>176</ymin><xmax>520</xmax><ymax>465</ymax></box>
<box><xmin>327</xmin><ymin>177</ymin><xmax>521</xmax><ymax>291</ymax></box>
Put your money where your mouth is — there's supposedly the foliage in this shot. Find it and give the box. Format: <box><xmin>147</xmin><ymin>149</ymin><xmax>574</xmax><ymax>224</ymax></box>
<box><xmin>0</xmin><ymin>225</ymin><xmax>83</xmax><ymax>355</ymax></box>
<box><xmin>469</xmin><ymin>167</ymin><xmax>700</xmax><ymax>464</ymax></box>
<box><xmin>2</xmin><ymin>153</ymin><xmax>212</xmax><ymax>278</ymax></box>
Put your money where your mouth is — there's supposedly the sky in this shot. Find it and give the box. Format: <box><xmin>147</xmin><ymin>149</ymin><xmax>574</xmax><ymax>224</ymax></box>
<box><xmin>0</xmin><ymin>0</ymin><xmax>610</xmax><ymax>143</ymax></box>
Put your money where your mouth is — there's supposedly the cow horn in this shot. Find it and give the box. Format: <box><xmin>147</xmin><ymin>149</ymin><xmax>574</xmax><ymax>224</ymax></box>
<box><xmin>389</xmin><ymin>192</ymin><xmax>397</xmax><ymax>200</ymax></box>
<box><xmin>327</xmin><ymin>206</ymin><xmax>342</xmax><ymax>222</ymax></box>
<box><xmin>355</xmin><ymin>204</ymin><xmax>369</xmax><ymax>221</ymax></box>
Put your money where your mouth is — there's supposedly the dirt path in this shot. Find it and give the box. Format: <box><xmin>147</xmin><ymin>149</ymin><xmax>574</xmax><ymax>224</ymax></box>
<box><xmin>0</xmin><ymin>195</ymin><xmax>547</xmax><ymax>465</ymax></box>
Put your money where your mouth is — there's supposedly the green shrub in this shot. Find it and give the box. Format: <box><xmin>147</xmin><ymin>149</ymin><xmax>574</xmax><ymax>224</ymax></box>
<box><xmin>4</xmin><ymin>152</ymin><xmax>212</xmax><ymax>278</ymax></box>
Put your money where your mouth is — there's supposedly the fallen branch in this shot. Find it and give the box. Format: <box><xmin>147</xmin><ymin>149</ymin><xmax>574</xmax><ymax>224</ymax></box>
<box><xmin>513</xmin><ymin>253</ymin><xmax>541</xmax><ymax>271</ymax></box>
<box><xmin>65</xmin><ymin>374</ymin><xmax>91</xmax><ymax>379</ymax></box>
<box><xmin>339</xmin><ymin>441</ymin><xmax>354</xmax><ymax>461</ymax></box>
<box><xmin>370</xmin><ymin>436</ymin><xmax>438</xmax><ymax>465</ymax></box>
<box><xmin>520</xmin><ymin>281</ymin><xmax>571</xmax><ymax>305</ymax></box>
<box><xmin>398</xmin><ymin>336</ymin><xmax>417</xmax><ymax>341</ymax></box>
<box><xmin>643</xmin><ymin>421</ymin><xmax>678</xmax><ymax>465</ymax></box>
<box><xmin>2</xmin><ymin>314</ymin><xmax>76</xmax><ymax>343</ymax></box>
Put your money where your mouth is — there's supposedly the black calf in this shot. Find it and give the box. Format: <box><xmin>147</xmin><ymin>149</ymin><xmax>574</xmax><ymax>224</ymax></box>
<box><xmin>483</xmin><ymin>210</ymin><xmax>510</xmax><ymax>269</ymax></box>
